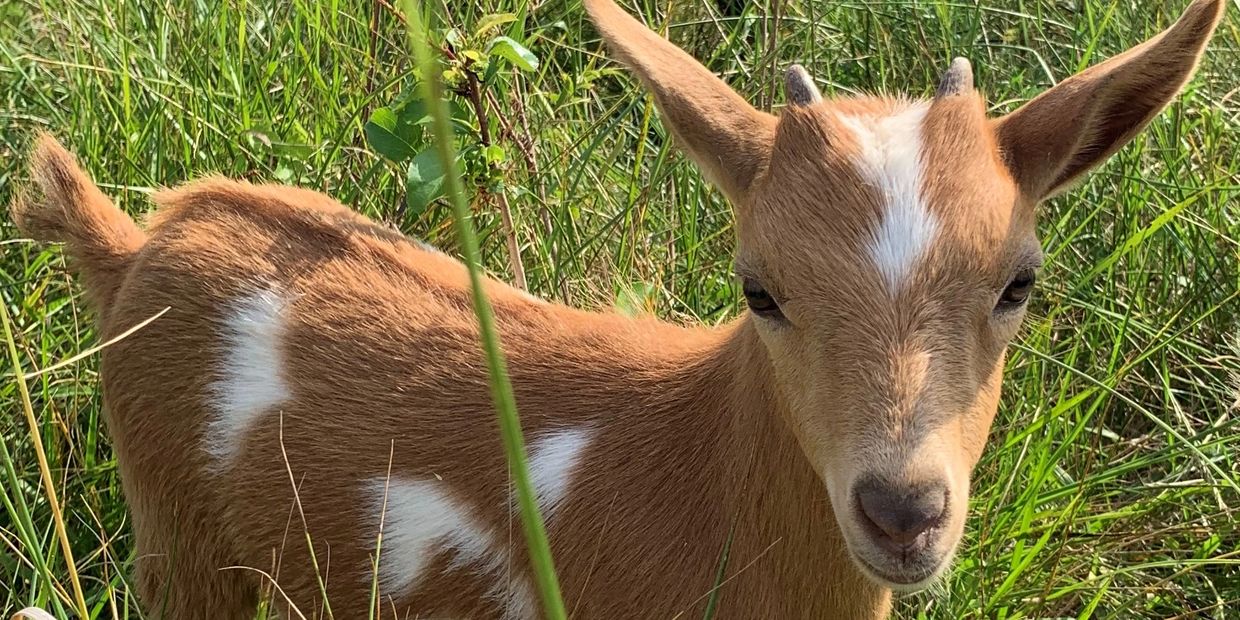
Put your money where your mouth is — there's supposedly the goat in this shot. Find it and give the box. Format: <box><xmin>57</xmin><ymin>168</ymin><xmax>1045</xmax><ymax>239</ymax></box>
<box><xmin>11</xmin><ymin>0</ymin><xmax>1225</xmax><ymax>617</ymax></box>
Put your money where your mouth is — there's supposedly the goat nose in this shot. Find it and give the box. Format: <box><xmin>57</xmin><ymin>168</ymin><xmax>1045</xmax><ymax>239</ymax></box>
<box><xmin>854</xmin><ymin>480</ymin><xmax>947</xmax><ymax>550</ymax></box>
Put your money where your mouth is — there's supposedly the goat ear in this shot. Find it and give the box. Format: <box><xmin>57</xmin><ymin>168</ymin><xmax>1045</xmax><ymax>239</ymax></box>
<box><xmin>993</xmin><ymin>0</ymin><xmax>1225</xmax><ymax>201</ymax></box>
<box><xmin>584</xmin><ymin>0</ymin><xmax>776</xmax><ymax>202</ymax></box>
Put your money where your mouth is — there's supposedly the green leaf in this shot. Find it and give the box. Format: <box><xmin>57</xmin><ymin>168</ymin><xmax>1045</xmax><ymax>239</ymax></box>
<box><xmin>405</xmin><ymin>148</ymin><xmax>447</xmax><ymax>215</ymax></box>
<box><xmin>475</xmin><ymin>13</ymin><xmax>517</xmax><ymax>36</ymax></box>
<box><xmin>395</xmin><ymin>98</ymin><xmax>431</xmax><ymax>127</ymax></box>
<box><xmin>449</xmin><ymin>99</ymin><xmax>471</xmax><ymax>121</ymax></box>
<box><xmin>444</xmin><ymin>27</ymin><xmax>464</xmax><ymax>47</ymax></box>
<box><xmin>484</xmin><ymin>144</ymin><xmax>506</xmax><ymax>164</ymax></box>
<box><xmin>487</xmin><ymin>36</ymin><xmax>539</xmax><ymax>72</ymax></box>
<box><xmin>364</xmin><ymin>107</ymin><xmax>416</xmax><ymax>162</ymax></box>
<box><xmin>273</xmin><ymin>165</ymin><xmax>296</xmax><ymax>183</ymax></box>
<box><xmin>614</xmin><ymin>281</ymin><xmax>655</xmax><ymax>317</ymax></box>
<box><xmin>442</xmin><ymin>68</ymin><xmax>463</xmax><ymax>85</ymax></box>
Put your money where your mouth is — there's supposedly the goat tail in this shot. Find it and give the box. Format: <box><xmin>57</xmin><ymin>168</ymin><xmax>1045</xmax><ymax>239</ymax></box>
<box><xmin>10</xmin><ymin>133</ymin><xmax>147</xmax><ymax>312</ymax></box>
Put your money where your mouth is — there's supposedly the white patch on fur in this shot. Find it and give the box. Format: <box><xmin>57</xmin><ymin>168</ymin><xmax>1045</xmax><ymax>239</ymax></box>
<box><xmin>366</xmin><ymin>427</ymin><xmax>592</xmax><ymax>618</ymax></box>
<box><xmin>526</xmin><ymin>427</ymin><xmax>593</xmax><ymax>517</ymax></box>
<box><xmin>837</xmin><ymin>103</ymin><xmax>938</xmax><ymax>294</ymax></box>
<box><xmin>493</xmin><ymin>579</ymin><xmax>538</xmax><ymax>620</ymax></box>
<box><xmin>205</xmin><ymin>289</ymin><xmax>290</xmax><ymax>467</ymax></box>
<box><xmin>370</xmin><ymin>479</ymin><xmax>497</xmax><ymax>598</ymax></box>
<box><xmin>368</xmin><ymin>478</ymin><xmax>540</xmax><ymax>619</ymax></box>
<box><xmin>483</xmin><ymin>428</ymin><xmax>591</xmax><ymax>618</ymax></box>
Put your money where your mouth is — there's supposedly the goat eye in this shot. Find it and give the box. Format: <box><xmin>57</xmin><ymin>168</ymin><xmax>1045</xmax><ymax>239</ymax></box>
<box><xmin>742</xmin><ymin>277</ymin><xmax>783</xmax><ymax>319</ymax></box>
<box><xmin>997</xmin><ymin>269</ymin><xmax>1036</xmax><ymax>310</ymax></box>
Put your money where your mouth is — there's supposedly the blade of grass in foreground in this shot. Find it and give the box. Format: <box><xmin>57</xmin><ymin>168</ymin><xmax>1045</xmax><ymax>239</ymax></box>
<box><xmin>1</xmin><ymin>295</ymin><xmax>90</xmax><ymax>618</ymax></box>
<box><xmin>398</xmin><ymin>2</ymin><xmax>568</xmax><ymax>619</ymax></box>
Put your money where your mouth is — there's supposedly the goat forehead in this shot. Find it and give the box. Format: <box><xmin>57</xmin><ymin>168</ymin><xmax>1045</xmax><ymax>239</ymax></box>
<box><xmin>750</xmin><ymin>97</ymin><xmax>1017</xmax><ymax>289</ymax></box>
<box><xmin>835</xmin><ymin>101</ymin><xmax>936</xmax><ymax>294</ymax></box>
<box><xmin>836</xmin><ymin>98</ymin><xmax>1015</xmax><ymax>238</ymax></box>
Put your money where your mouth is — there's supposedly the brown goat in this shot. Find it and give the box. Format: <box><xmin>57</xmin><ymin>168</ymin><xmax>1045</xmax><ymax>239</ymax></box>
<box><xmin>11</xmin><ymin>0</ymin><xmax>1225</xmax><ymax>618</ymax></box>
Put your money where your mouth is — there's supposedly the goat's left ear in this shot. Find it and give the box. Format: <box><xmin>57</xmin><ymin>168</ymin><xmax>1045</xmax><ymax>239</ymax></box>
<box><xmin>994</xmin><ymin>0</ymin><xmax>1226</xmax><ymax>201</ymax></box>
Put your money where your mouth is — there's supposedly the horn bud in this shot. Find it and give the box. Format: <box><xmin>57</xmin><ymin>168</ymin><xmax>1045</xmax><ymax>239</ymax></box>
<box><xmin>936</xmin><ymin>57</ymin><xmax>974</xmax><ymax>98</ymax></box>
<box><xmin>786</xmin><ymin>64</ymin><xmax>822</xmax><ymax>106</ymax></box>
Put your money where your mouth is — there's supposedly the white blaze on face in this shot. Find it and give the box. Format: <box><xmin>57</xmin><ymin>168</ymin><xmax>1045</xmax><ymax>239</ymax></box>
<box><xmin>837</xmin><ymin>103</ymin><xmax>938</xmax><ymax>294</ymax></box>
<box><xmin>206</xmin><ymin>288</ymin><xmax>291</xmax><ymax>468</ymax></box>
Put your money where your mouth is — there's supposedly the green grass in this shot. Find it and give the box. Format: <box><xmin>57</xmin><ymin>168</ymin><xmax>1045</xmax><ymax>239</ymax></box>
<box><xmin>2</xmin><ymin>0</ymin><xmax>1238</xmax><ymax>618</ymax></box>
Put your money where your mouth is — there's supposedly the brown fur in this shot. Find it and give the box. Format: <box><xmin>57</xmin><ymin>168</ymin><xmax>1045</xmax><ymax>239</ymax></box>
<box><xmin>10</xmin><ymin>0</ymin><xmax>1224</xmax><ymax>618</ymax></box>
<box><xmin>11</xmin><ymin>137</ymin><xmax>146</xmax><ymax>314</ymax></box>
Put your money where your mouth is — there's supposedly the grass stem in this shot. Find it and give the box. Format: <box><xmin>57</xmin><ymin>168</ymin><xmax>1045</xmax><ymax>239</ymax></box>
<box><xmin>399</xmin><ymin>2</ymin><xmax>568</xmax><ymax>618</ymax></box>
<box><xmin>1</xmin><ymin>297</ymin><xmax>90</xmax><ymax>618</ymax></box>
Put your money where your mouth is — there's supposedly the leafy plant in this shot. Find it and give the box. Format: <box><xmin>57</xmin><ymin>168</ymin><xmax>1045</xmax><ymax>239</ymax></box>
<box><xmin>363</xmin><ymin>13</ymin><xmax>540</xmax><ymax>224</ymax></box>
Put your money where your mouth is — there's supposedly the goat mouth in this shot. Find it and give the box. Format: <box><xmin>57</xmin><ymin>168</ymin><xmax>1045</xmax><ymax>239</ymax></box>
<box><xmin>854</xmin><ymin>554</ymin><xmax>941</xmax><ymax>591</ymax></box>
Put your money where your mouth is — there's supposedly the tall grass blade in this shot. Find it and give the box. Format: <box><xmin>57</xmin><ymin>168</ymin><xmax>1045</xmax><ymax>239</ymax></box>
<box><xmin>398</xmin><ymin>2</ymin><xmax>568</xmax><ymax>619</ymax></box>
<box><xmin>1</xmin><ymin>297</ymin><xmax>90</xmax><ymax>618</ymax></box>
<box><xmin>701</xmin><ymin>524</ymin><xmax>735</xmax><ymax>620</ymax></box>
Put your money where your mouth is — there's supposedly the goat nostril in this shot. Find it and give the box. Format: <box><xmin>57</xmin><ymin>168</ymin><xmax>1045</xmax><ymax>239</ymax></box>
<box><xmin>854</xmin><ymin>481</ymin><xmax>948</xmax><ymax>548</ymax></box>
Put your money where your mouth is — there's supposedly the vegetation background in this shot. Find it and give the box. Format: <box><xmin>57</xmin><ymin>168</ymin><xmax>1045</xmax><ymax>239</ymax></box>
<box><xmin>1</xmin><ymin>0</ymin><xmax>1237</xmax><ymax>618</ymax></box>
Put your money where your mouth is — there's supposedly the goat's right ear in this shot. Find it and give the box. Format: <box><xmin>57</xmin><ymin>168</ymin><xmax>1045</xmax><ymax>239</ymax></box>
<box><xmin>585</xmin><ymin>0</ymin><xmax>776</xmax><ymax>203</ymax></box>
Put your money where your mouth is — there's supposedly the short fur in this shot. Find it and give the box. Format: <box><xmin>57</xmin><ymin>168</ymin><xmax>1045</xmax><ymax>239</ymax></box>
<box><xmin>10</xmin><ymin>0</ymin><xmax>1225</xmax><ymax>618</ymax></box>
